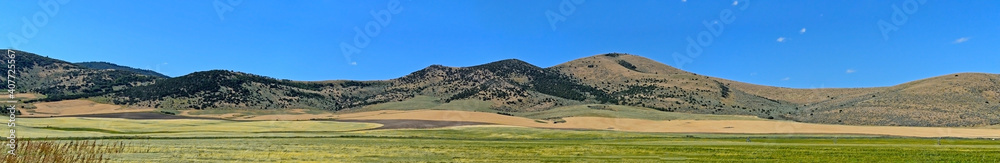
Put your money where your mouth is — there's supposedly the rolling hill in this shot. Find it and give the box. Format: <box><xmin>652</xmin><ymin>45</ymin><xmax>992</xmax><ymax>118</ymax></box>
<box><xmin>2</xmin><ymin>50</ymin><xmax>164</xmax><ymax>101</ymax></box>
<box><xmin>8</xmin><ymin>50</ymin><xmax>999</xmax><ymax>127</ymax></box>
<box><xmin>551</xmin><ymin>53</ymin><xmax>999</xmax><ymax>127</ymax></box>
<box><xmin>75</xmin><ymin>61</ymin><xmax>170</xmax><ymax>78</ymax></box>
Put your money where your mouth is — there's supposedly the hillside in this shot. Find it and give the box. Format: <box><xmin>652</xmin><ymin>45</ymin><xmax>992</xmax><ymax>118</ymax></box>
<box><xmin>111</xmin><ymin>70</ymin><xmax>413</xmax><ymax>110</ymax></box>
<box><xmin>549</xmin><ymin>53</ymin><xmax>799</xmax><ymax>120</ymax></box>
<box><xmin>393</xmin><ymin>59</ymin><xmax>614</xmax><ymax>111</ymax></box>
<box><xmin>549</xmin><ymin>53</ymin><xmax>998</xmax><ymax>126</ymax></box>
<box><xmin>789</xmin><ymin>73</ymin><xmax>1000</xmax><ymax>126</ymax></box>
<box><xmin>75</xmin><ymin>61</ymin><xmax>170</xmax><ymax>78</ymax></box>
<box><xmin>1</xmin><ymin>49</ymin><xmax>162</xmax><ymax>101</ymax></box>
<box><xmin>113</xmin><ymin>59</ymin><xmax>612</xmax><ymax>112</ymax></box>
<box><xmin>10</xmin><ymin>50</ymin><xmax>999</xmax><ymax>127</ymax></box>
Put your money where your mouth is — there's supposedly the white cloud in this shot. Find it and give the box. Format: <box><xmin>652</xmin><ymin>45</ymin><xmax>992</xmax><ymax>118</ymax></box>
<box><xmin>953</xmin><ymin>37</ymin><xmax>970</xmax><ymax>44</ymax></box>
<box><xmin>732</xmin><ymin>1</ymin><xmax>738</xmax><ymax>6</ymax></box>
<box><xmin>781</xmin><ymin>77</ymin><xmax>790</xmax><ymax>81</ymax></box>
<box><xmin>776</xmin><ymin>37</ymin><xmax>786</xmax><ymax>42</ymax></box>
<box><xmin>846</xmin><ymin>69</ymin><xmax>856</xmax><ymax>74</ymax></box>
<box><xmin>350</xmin><ymin>62</ymin><xmax>358</xmax><ymax>66</ymax></box>
<box><xmin>681</xmin><ymin>0</ymin><xmax>686</xmax><ymax>2</ymax></box>
<box><xmin>799</xmin><ymin>28</ymin><xmax>806</xmax><ymax>34</ymax></box>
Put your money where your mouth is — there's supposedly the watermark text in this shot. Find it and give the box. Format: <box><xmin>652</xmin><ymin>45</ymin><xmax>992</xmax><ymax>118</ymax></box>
<box><xmin>672</xmin><ymin>0</ymin><xmax>750</xmax><ymax>69</ymax></box>
<box><xmin>340</xmin><ymin>0</ymin><xmax>405</xmax><ymax>65</ymax></box>
<box><xmin>5</xmin><ymin>49</ymin><xmax>16</xmax><ymax>155</ymax></box>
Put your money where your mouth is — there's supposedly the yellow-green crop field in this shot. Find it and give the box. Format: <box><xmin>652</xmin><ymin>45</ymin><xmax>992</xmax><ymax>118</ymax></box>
<box><xmin>15</xmin><ymin>117</ymin><xmax>380</xmax><ymax>138</ymax></box>
<box><xmin>7</xmin><ymin>118</ymin><xmax>1000</xmax><ymax>162</ymax></box>
<box><xmin>94</xmin><ymin>136</ymin><xmax>1000</xmax><ymax>162</ymax></box>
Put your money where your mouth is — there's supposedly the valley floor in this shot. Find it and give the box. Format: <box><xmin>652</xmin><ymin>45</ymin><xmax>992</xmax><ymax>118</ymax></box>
<box><xmin>12</xmin><ymin>127</ymin><xmax>1000</xmax><ymax>162</ymax></box>
<box><xmin>18</xmin><ymin>98</ymin><xmax>999</xmax><ymax>138</ymax></box>
<box><xmin>331</xmin><ymin>110</ymin><xmax>1000</xmax><ymax>138</ymax></box>
<box><xmin>9</xmin><ymin>99</ymin><xmax>1000</xmax><ymax>162</ymax></box>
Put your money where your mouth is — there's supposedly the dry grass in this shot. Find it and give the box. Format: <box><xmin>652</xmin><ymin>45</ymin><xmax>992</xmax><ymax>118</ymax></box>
<box><xmin>18</xmin><ymin>117</ymin><xmax>381</xmax><ymax>138</ymax></box>
<box><xmin>2</xmin><ymin>139</ymin><xmax>127</xmax><ymax>163</ymax></box>
<box><xmin>339</xmin><ymin>110</ymin><xmax>1000</xmax><ymax>138</ymax></box>
<box><xmin>21</xmin><ymin>100</ymin><xmax>154</xmax><ymax>118</ymax></box>
<box><xmin>790</xmin><ymin>73</ymin><xmax>1000</xmax><ymax>126</ymax></box>
<box><xmin>178</xmin><ymin>108</ymin><xmax>341</xmax><ymax>120</ymax></box>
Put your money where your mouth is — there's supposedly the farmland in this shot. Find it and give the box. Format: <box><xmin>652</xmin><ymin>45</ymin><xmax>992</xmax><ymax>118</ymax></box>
<box><xmin>7</xmin><ymin>116</ymin><xmax>1000</xmax><ymax>162</ymax></box>
<box><xmin>10</xmin><ymin>126</ymin><xmax>1000</xmax><ymax>162</ymax></box>
<box><xmin>7</xmin><ymin>108</ymin><xmax>1000</xmax><ymax>162</ymax></box>
<box><xmin>97</xmin><ymin>136</ymin><xmax>1000</xmax><ymax>162</ymax></box>
<box><xmin>14</xmin><ymin>117</ymin><xmax>380</xmax><ymax>138</ymax></box>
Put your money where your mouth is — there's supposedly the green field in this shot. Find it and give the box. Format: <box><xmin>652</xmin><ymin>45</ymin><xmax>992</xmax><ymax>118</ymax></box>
<box><xmin>10</xmin><ymin>118</ymin><xmax>1000</xmax><ymax>162</ymax></box>
<box><xmin>94</xmin><ymin>136</ymin><xmax>999</xmax><ymax>162</ymax></box>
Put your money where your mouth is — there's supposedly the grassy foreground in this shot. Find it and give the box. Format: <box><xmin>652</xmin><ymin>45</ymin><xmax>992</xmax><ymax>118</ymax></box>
<box><xmin>9</xmin><ymin>126</ymin><xmax>1000</xmax><ymax>162</ymax></box>
<box><xmin>103</xmin><ymin>137</ymin><xmax>999</xmax><ymax>162</ymax></box>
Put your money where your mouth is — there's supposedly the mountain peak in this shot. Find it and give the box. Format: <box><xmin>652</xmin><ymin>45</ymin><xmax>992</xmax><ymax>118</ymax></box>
<box><xmin>551</xmin><ymin>53</ymin><xmax>687</xmax><ymax>77</ymax></box>
<box><xmin>473</xmin><ymin>59</ymin><xmax>535</xmax><ymax>68</ymax></box>
<box><xmin>602</xmin><ymin>52</ymin><xmax>630</xmax><ymax>57</ymax></box>
<box><xmin>467</xmin><ymin>58</ymin><xmax>545</xmax><ymax>76</ymax></box>
<box><xmin>183</xmin><ymin>70</ymin><xmax>258</xmax><ymax>79</ymax></box>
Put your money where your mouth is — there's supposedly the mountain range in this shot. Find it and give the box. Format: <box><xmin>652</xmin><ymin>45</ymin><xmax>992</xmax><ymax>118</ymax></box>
<box><xmin>5</xmin><ymin>50</ymin><xmax>998</xmax><ymax>127</ymax></box>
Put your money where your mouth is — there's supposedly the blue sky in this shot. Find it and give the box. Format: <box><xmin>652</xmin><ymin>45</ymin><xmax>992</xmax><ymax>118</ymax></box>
<box><xmin>2</xmin><ymin>0</ymin><xmax>997</xmax><ymax>88</ymax></box>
